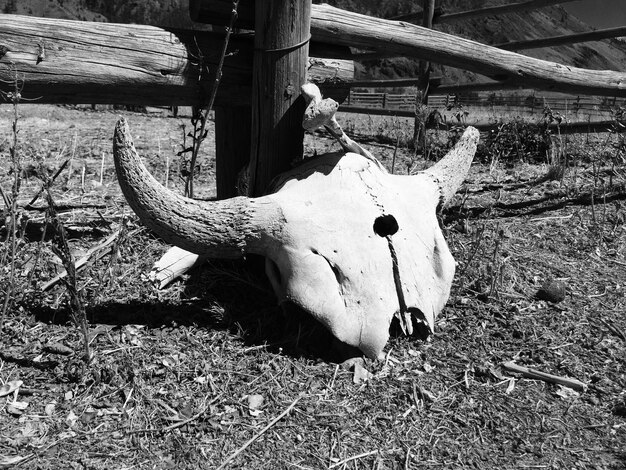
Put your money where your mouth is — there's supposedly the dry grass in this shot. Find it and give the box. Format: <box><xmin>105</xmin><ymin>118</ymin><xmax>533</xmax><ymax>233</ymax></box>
<box><xmin>0</xmin><ymin>104</ymin><xmax>625</xmax><ymax>469</ymax></box>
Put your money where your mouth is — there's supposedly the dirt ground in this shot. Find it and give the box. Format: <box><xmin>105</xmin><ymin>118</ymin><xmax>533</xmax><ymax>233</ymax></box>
<box><xmin>0</xmin><ymin>104</ymin><xmax>625</xmax><ymax>469</ymax></box>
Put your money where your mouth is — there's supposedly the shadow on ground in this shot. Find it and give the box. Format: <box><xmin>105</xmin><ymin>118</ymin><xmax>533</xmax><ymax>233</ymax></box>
<box><xmin>29</xmin><ymin>256</ymin><xmax>359</xmax><ymax>363</ymax></box>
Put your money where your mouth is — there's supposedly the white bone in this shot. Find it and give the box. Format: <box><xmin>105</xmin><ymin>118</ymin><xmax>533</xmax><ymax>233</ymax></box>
<box><xmin>149</xmin><ymin>246</ymin><xmax>204</xmax><ymax>289</ymax></box>
<box><xmin>302</xmin><ymin>84</ymin><xmax>384</xmax><ymax>170</ymax></box>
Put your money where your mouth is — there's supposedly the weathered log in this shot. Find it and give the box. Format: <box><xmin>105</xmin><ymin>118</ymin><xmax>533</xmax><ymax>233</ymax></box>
<box><xmin>0</xmin><ymin>14</ymin><xmax>352</xmax><ymax>106</ymax></box>
<box><xmin>192</xmin><ymin>1</ymin><xmax>626</xmax><ymax>97</ymax></box>
<box><xmin>313</xmin><ymin>5</ymin><xmax>626</xmax><ymax>97</ymax></box>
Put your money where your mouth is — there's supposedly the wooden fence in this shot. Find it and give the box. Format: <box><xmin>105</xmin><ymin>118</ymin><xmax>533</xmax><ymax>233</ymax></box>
<box><xmin>340</xmin><ymin>90</ymin><xmax>626</xmax><ymax>134</ymax></box>
<box><xmin>344</xmin><ymin>92</ymin><xmax>626</xmax><ymax>117</ymax></box>
<box><xmin>3</xmin><ymin>1</ymin><xmax>626</xmax><ymax>193</ymax></box>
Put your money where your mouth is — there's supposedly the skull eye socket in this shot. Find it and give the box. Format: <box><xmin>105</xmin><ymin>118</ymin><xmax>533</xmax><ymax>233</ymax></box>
<box><xmin>373</xmin><ymin>214</ymin><xmax>399</xmax><ymax>237</ymax></box>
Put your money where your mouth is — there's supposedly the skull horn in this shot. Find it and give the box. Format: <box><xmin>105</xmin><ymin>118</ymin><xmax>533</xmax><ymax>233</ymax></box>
<box><xmin>112</xmin><ymin>117</ymin><xmax>280</xmax><ymax>258</ymax></box>
<box><xmin>422</xmin><ymin>126</ymin><xmax>479</xmax><ymax>206</ymax></box>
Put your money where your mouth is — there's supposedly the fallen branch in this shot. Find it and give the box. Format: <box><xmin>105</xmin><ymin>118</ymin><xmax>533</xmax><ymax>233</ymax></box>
<box><xmin>41</xmin><ymin>228</ymin><xmax>138</xmax><ymax>291</ymax></box>
<box><xmin>23</xmin><ymin>202</ymin><xmax>108</xmax><ymax>212</ymax></box>
<box><xmin>446</xmin><ymin>188</ymin><xmax>626</xmax><ymax>220</ymax></box>
<box><xmin>501</xmin><ymin>361</ymin><xmax>586</xmax><ymax>391</ymax></box>
<box><xmin>216</xmin><ymin>395</ymin><xmax>302</xmax><ymax>470</ymax></box>
<box><xmin>0</xmin><ymin>351</ymin><xmax>59</xmax><ymax>370</ymax></box>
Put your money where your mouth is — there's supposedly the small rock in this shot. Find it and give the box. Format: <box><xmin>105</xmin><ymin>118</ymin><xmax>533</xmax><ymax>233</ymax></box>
<box><xmin>536</xmin><ymin>279</ymin><xmax>566</xmax><ymax>303</ymax></box>
<box><xmin>247</xmin><ymin>394</ymin><xmax>264</xmax><ymax>412</ymax></box>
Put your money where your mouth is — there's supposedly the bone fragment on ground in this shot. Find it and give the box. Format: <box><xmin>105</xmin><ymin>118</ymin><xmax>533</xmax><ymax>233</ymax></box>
<box><xmin>301</xmin><ymin>83</ymin><xmax>384</xmax><ymax>170</ymax></box>
<box><xmin>149</xmin><ymin>246</ymin><xmax>205</xmax><ymax>289</ymax></box>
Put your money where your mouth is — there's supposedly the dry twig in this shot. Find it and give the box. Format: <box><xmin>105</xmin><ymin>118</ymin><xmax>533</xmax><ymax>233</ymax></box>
<box><xmin>41</xmin><ymin>228</ymin><xmax>139</xmax><ymax>291</ymax></box>
<box><xmin>502</xmin><ymin>361</ymin><xmax>586</xmax><ymax>391</ymax></box>
<box><xmin>216</xmin><ymin>395</ymin><xmax>302</xmax><ymax>470</ymax></box>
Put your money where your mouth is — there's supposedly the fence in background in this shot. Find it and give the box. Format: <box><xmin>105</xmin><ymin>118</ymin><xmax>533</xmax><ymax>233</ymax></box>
<box><xmin>342</xmin><ymin>91</ymin><xmax>626</xmax><ymax>121</ymax></box>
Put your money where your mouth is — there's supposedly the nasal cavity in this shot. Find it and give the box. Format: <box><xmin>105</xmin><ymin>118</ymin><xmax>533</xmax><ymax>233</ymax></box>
<box><xmin>373</xmin><ymin>214</ymin><xmax>399</xmax><ymax>237</ymax></box>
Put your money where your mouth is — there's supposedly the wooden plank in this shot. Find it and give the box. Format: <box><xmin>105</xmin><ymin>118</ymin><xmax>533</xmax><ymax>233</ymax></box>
<box><xmin>0</xmin><ymin>14</ymin><xmax>352</xmax><ymax>106</ymax></box>
<box><xmin>247</xmin><ymin>1</ymin><xmax>311</xmax><ymax>196</ymax></box>
<box><xmin>191</xmin><ymin>2</ymin><xmax>626</xmax><ymax>97</ymax></box>
<box><xmin>497</xmin><ymin>26</ymin><xmax>626</xmax><ymax>51</ymax></box>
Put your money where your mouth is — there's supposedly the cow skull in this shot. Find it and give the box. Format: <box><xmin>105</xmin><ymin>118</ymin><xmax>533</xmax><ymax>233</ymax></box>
<box><xmin>112</xmin><ymin>91</ymin><xmax>479</xmax><ymax>359</ymax></box>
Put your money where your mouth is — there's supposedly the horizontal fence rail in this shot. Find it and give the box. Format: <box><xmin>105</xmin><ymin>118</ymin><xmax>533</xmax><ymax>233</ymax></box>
<box><xmin>343</xmin><ymin>91</ymin><xmax>626</xmax><ymax>115</ymax></box>
<box><xmin>340</xmin><ymin>91</ymin><xmax>626</xmax><ymax>133</ymax></box>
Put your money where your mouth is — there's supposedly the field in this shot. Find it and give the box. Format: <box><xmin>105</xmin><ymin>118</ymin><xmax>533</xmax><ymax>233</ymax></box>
<box><xmin>0</xmin><ymin>103</ymin><xmax>625</xmax><ymax>469</ymax></box>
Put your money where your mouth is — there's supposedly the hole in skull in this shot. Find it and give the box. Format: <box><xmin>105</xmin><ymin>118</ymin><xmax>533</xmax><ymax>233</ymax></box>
<box><xmin>373</xmin><ymin>214</ymin><xmax>399</xmax><ymax>237</ymax></box>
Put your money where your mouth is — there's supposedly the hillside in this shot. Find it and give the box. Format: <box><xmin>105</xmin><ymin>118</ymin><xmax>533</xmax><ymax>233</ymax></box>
<box><xmin>1</xmin><ymin>0</ymin><xmax>626</xmax><ymax>86</ymax></box>
<box><xmin>0</xmin><ymin>0</ymin><xmax>198</xmax><ymax>28</ymax></box>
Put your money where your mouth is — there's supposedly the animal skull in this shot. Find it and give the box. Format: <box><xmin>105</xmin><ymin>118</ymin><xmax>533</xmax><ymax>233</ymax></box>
<box><xmin>112</xmin><ymin>90</ymin><xmax>479</xmax><ymax>359</ymax></box>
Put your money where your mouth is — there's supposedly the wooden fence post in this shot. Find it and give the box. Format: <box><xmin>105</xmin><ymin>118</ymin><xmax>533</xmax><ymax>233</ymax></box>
<box><xmin>413</xmin><ymin>0</ymin><xmax>435</xmax><ymax>153</ymax></box>
<box><xmin>247</xmin><ymin>0</ymin><xmax>312</xmax><ymax>196</ymax></box>
<box><xmin>215</xmin><ymin>107</ymin><xmax>252</xmax><ymax>198</ymax></box>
